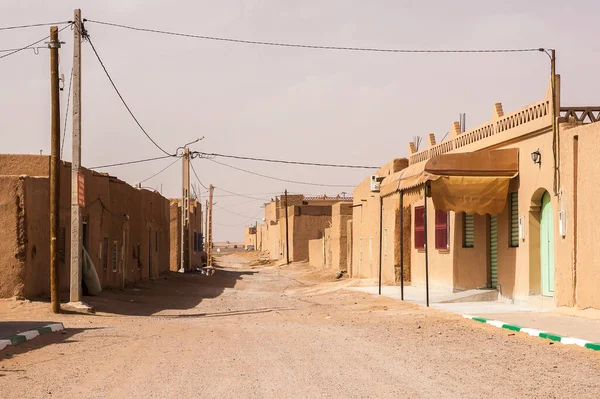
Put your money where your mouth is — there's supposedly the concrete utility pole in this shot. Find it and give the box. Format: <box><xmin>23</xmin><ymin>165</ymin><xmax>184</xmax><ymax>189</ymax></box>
<box><xmin>207</xmin><ymin>185</ymin><xmax>214</xmax><ymax>267</ymax></box>
<box><xmin>180</xmin><ymin>147</ymin><xmax>191</xmax><ymax>272</ymax></box>
<box><xmin>69</xmin><ymin>9</ymin><xmax>83</xmax><ymax>303</ymax></box>
<box><xmin>284</xmin><ymin>190</ymin><xmax>290</xmax><ymax>265</ymax></box>
<box><xmin>49</xmin><ymin>26</ymin><xmax>61</xmax><ymax>314</ymax></box>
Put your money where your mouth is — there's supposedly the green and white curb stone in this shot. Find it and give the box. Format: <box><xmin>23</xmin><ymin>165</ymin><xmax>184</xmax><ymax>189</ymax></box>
<box><xmin>463</xmin><ymin>315</ymin><xmax>600</xmax><ymax>351</ymax></box>
<box><xmin>0</xmin><ymin>323</ymin><xmax>64</xmax><ymax>352</ymax></box>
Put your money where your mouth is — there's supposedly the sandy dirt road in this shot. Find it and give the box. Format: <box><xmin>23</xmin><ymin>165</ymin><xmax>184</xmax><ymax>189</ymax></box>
<box><xmin>1</xmin><ymin>252</ymin><xmax>599</xmax><ymax>398</ymax></box>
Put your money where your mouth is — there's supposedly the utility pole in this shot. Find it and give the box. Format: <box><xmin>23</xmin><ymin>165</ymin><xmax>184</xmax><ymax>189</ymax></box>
<box><xmin>284</xmin><ymin>190</ymin><xmax>290</xmax><ymax>265</ymax></box>
<box><xmin>207</xmin><ymin>185</ymin><xmax>214</xmax><ymax>267</ymax></box>
<box><xmin>204</xmin><ymin>199</ymin><xmax>208</xmax><ymax>253</ymax></box>
<box><xmin>179</xmin><ymin>147</ymin><xmax>191</xmax><ymax>272</ymax></box>
<box><xmin>69</xmin><ymin>9</ymin><xmax>83</xmax><ymax>304</ymax></box>
<box><xmin>49</xmin><ymin>26</ymin><xmax>61</xmax><ymax>314</ymax></box>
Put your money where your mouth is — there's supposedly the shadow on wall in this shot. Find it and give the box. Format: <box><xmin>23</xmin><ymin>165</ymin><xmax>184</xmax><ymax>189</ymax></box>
<box><xmin>80</xmin><ymin>268</ymin><xmax>257</xmax><ymax>316</ymax></box>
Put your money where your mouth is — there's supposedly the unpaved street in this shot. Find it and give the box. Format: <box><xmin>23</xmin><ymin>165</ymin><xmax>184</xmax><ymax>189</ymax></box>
<box><xmin>1</xmin><ymin>253</ymin><xmax>600</xmax><ymax>399</ymax></box>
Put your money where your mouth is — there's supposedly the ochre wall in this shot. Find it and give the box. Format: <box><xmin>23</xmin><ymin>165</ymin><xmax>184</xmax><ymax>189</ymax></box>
<box><xmin>0</xmin><ymin>155</ymin><xmax>172</xmax><ymax>299</ymax></box>
<box><xmin>330</xmin><ymin>203</ymin><xmax>352</xmax><ymax>271</ymax></box>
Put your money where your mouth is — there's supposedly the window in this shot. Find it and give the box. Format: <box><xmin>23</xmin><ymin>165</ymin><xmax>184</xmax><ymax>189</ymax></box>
<box><xmin>463</xmin><ymin>213</ymin><xmax>474</xmax><ymax>248</ymax></box>
<box><xmin>435</xmin><ymin>209</ymin><xmax>449</xmax><ymax>250</ymax></box>
<box><xmin>414</xmin><ymin>206</ymin><xmax>425</xmax><ymax>249</ymax></box>
<box><xmin>102</xmin><ymin>237</ymin><xmax>109</xmax><ymax>270</ymax></box>
<box><xmin>112</xmin><ymin>241</ymin><xmax>118</xmax><ymax>272</ymax></box>
<box><xmin>193</xmin><ymin>231</ymin><xmax>198</xmax><ymax>252</ymax></box>
<box><xmin>510</xmin><ymin>192</ymin><xmax>519</xmax><ymax>247</ymax></box>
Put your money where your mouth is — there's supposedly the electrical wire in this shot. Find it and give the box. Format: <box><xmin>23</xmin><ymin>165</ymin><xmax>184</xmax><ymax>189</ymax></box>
<box><xmin>0</xmin><ymin>21</ymin><xmax>72</xmax><ymax>31</ymax></box>
<box><xmin>0</xmin><ymin>46</ymin><xmax>46</xmax><ymax>53</ymax></box>
<box><xmin>213</xmin><ymin>203</ymin><xmax>260</xmax><ymax>219</ymax></box>
<box><xmin>195</xmin><ymin>151</ymin><xmax>377</xmax><ymax>169</ymax></box>
<box><xmin>190</xmin><ymin>161</ymin><xmax>209</xmax><ymax>190</ymax></box>
<box><xmin>89</xmin><ymin>155</ymin><xmax>173</xmax><ymax>169</ymax></box>
<box><xmin>61</xmin><ymin>67</ymin><xmax>73</xmax><ymax>159</ymax></box>
<box><xmin>85</xmin><ymin>19</ymin><xmax>544</xmax><ymax>54</ymax></box>
<box><xmin>0</xmin><ymin>23</ymin><xmax>72</xmax><ymax>60</ymax></box>
<box><xmin>213</xmin><ymin>210</ymin><xmax>264</xmax><ymax>227</ymax></box>
<box><xmin>84</xmin><ymin>33</ymin><xmax>174</xmax><ymax>156</ymax></box>
<box><xmin>208</xmin><ymin>158</ymin><xmax>355</xmax><ymax>188</ymax></box>
<box><xmin>139</xmin><ymin>156</ymin><xmax>181</xmax><ymax>184</ymax></box>
<box><xmin>214</xmin><ymin>187</ymin><xmax>270</xmax><ymax>201</ymax></box>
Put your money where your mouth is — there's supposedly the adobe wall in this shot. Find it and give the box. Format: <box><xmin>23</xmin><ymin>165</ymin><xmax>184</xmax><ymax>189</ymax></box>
<box><xmin>330</xmin><ymin>203</ymin><xmax>352</xmax><ymax>271</ymax></box>
<box><xmin>559</xmin><ymin>121</ymin><xmax>600</xmax><ymax>309</ymax></box>
<box><xmin>289</xmin><ymin>205</ymin><xmax>332</xmax><ymax>262</ymax></box>
<box><xmin>169</xmin><ymin>199</ymin><xmax>203</xmax><ymax>271</ymax></box>
<box><xmin>308</xmin><ymin>238</ymin><xmax>324</xmax><ymax>269</ymax></box>
<box><xmin>0</xmin><ymin>154</ymin><xmax>172</xmax><ymax>298</ymax></box>
<box><xmin>0</xmin><ymin>176</ymin><xmax>26</xmax><ymax>298</ymax></box>
<box><xmin>346</xmin><ymin>220</ymin><xmax>353</xmax><ymax>274</ymax></box>
<box><xmin>381</xmin><ymin>194</ymin><xmax>399</xmax><ymax>284</ymax></box>
<box><xmin>351</xmin><ymin>158</ymin><xmax>407</xmax><ymax>280</ymax></box>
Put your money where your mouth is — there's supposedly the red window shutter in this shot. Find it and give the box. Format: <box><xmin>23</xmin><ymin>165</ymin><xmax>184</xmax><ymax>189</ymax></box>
<box><xmin>414</xmin><ymin>206</ymin><xmax>425</xmax><ymax>249</ymax></box>
<box><xmin>435</xmin><ymin>209</ymin><xmax>448</xmax><ymax>249</ymax></box>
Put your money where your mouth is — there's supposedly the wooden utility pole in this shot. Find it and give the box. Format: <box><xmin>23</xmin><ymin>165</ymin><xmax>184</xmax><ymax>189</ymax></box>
<box><xmin>204</xmin><ymin>199</ymin><xmax>208</xmax><ymax>252</ymax></box>
<box><xmin>284</xmin><ymin>190</ymin><xmax>290</xmax><ymax>265</ymax></box>
<box><xmin>49</xmin><ymin>26</ymin><xmax>61</xmax><ymax>314</ymax></box>
<box><xmin>69</xmin><ymin>9</ymin><xmax>83</xmax><ymax>303</ymax></box>
<box><xmin>207</xmin><ymin>185</ymin><xmax>214</xmax><ymax>267</ymax></box>
<box><xmin>180</xmin><ymin>147</ymin><xmax>191</xmax><ymax>272</ymax></box>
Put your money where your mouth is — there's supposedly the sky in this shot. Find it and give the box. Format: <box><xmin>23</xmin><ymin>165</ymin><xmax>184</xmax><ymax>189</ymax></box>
<box><xmin>1</xmin><ymin>0</ymin><xmax>600</xmax><ymax>241</ymax></box>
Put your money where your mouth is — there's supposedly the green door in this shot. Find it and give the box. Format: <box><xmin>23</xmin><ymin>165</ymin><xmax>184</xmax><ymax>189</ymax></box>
<box><xmin>541</xmin><ymin>192</ymin><xmax>555</xmax><ymax>296</ymax></box>
<box><xmin>489</xmin><ymin>216</ymin><xmax>498</xmax><ymax>288</ymax></box>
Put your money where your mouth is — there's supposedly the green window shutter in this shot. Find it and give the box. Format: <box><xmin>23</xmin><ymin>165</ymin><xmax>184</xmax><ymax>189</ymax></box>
<box><xmin>510</xmin><ymin>192</ymin><xmax>519</xmax><ymax>247</ymax></box>
<box><xmin>463</xmin><ymin>213</ymin><xmax>474</xmax><ymax>248</ymax></box>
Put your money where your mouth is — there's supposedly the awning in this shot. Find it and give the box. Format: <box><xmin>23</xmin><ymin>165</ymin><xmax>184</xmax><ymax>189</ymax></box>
<box><xmin>426</xmin><ymin>148</ymin><xmax>518</xmax><ymax>215</ymax></box>
<box><xmin>380</xmin><ymin>148</ymin><xmax>519</xmax><ymax>214</ymax></box>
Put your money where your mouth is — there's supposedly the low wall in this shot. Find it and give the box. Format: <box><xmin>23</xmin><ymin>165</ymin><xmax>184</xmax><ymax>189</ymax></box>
<box><xmin>308</xmin><ymin>238</ymin><xmax>324</xmax><ymax>269</ymax></box>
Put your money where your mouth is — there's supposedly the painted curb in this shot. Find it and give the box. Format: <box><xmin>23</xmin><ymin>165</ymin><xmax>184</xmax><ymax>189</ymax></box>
<box><xmin>463</xmin><ymin>315</ymin><xmax>600</xmax><ymax>351</ymax></box>
<box><xmin>0</xmin><ymin>323</ymin><xmax>64</xmax><ymax>352</ymax></box>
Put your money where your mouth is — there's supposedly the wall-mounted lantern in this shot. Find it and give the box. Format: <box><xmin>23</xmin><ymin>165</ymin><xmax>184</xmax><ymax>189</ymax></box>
<box><xmin>531</xmin><ymin>149</ymin><xmax>541</xmax><ymax>165</ymax></box>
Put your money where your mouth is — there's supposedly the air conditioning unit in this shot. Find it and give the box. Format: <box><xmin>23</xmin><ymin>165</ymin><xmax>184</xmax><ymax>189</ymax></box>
<box><xmin>370</xmin><ymin>175</ymin><xmax>384</xmax><ymax>192</ymax></box>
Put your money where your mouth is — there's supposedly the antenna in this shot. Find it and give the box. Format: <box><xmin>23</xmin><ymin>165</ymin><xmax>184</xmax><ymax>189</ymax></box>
<box><xmin>413</xmin><ymin>136</ymin><xmax>423</xmax><ymax>151</ymax></box>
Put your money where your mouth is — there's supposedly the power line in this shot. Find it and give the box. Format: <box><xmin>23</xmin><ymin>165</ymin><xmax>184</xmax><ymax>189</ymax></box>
<box><xmin>196</xmin><ymin>151</ymin><xmax>377</xmax><ymax>169</ymax></box>
<box><xmin>208</xmin><ymin>158</ymin><xmax>355</xmax><ymax>188</ymax></box>
<box><xmin>85</xmin><ymin>19</ymin><xmax>545</xmax><ymax>54</ymax></box>
<box><xmin>214</xmin><ymin>203</ymin><xmax>260</xmax><ymax>219</ymax></box>
<box><xmin>0</xmin><ymin>21</ymin><xmax>72</xmax><ymax>31</ymax></box>
<box><xmin>89</xmin><ymin>155</ymin><xmax>173</xmax><ymax>169</ymax></box>
<box><xmin>0</xmin><ymin>23</ymin><xmax>72</xmax><ymax>60</ymax></box>
<box><xmin>213</xmin><ymin>210</ymin><xmax>264</xmax><ymax>227</ymax></box>
<box><xmin>61</xmin><ymin>67</ymin><xmax>73</xmax><ymax>159</ymax></box>
<box><xmin>139</xmin><ymin>156</ymin><xmax>181</xmax><ymax>184</ymax></box>
<box><xmin>0</xmin><ymin>46</ymin><xmax>47</xmax><ymax>53</ymax></box>
<box><xmin>190</xmin><ymin>161</ymin><xmax>209</xmax><ymax>190</ymax></box>
<box><xmin>214</xmin><ymin>187</ymin><xmax>270</xmax><ymax>201</ymax></box>
<box><xmin>84</xmin><ymin>33</ymin><xmax>174</xmax><ymax>156</ymax></box>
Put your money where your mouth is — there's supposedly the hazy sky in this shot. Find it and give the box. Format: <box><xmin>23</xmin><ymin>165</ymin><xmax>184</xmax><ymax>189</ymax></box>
<box><xmin>2</xmin><ymin>1</ymin><xmax>599</xmax><ymax>241</ymax></box>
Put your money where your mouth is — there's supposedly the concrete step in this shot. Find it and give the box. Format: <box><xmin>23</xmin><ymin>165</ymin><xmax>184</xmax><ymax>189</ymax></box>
<box><xmin>438</xmin><ymin>289</ymin><xmax>498</xmax><ymax>303</ymax></box>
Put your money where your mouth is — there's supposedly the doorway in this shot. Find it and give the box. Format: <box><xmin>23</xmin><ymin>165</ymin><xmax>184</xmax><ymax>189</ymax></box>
<box><xmin>489</xmin><ymin>215</ymin><xmax>498</xmax><ymax>288</ymax></box>
<box><xmin>540</xmin><ymin>192</ymin><xmax>555</xmax><ymax>296</ymax></box>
